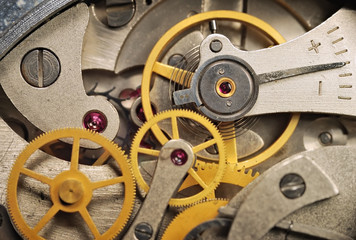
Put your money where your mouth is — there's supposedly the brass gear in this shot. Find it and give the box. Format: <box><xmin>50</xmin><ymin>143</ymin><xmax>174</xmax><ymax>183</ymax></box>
<box><xmin>130</xmin><ymin>109</ymin><xmax>226</xmax><ymax>207</ymax></box>
<box><xmin>7</xmin><ymin>128</ymin><xmax>136</xmax><ymax>240</ymax></box>
<box><xmin>161</xmin><ymin>199</ymin><xmax>228</xmax><ymax>240</ymax></box>
<box><xmin>179</xmin><ymin>162</ymin><xmax>259</xmax><ymax>192</ymax></box>
<box><xmin>140</xmin><ymin>10</ymin><xmax>300</xmax><ymax>169</ymax></box>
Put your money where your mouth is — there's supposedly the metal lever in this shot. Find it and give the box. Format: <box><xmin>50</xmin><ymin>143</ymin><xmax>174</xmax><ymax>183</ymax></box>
<box><xmin>124</xmin><ymin>139</ymin><xmax>194</xmax><ymax>240</ymax></box>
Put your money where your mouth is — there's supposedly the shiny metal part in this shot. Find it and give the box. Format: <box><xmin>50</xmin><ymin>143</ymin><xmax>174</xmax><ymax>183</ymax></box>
<box><xmin>227</xmin><ymin>157</ymin><xmax>338</xmax><ymax>240</ymax></box>
<box><xmin>275</xmin><ymin>220</ymin><xmax>353</xmax><ymax>240</ymax></box>
<box><xmin>0</xmin><ymin>4</ymin><xmax>120</xmax><ymax>145</ymax></box>
<box><xmin>173</xmin><ymin>34</ymin><xmax>259</xmax><ymax>122</ymax></box>
<box><xmin>1</xmin><ymin>1</ymin><xmax>356</xmax><ymax>240</ymax></box>
<box><xmin>0</xmin><ymin>0</ymin><xmax>78</xmax><ymax>60</ymax></box>
<box><xmin>124</xmin><ymin>139</ymin><xmax>194</xmax><ymax>240</ymax></box>
<box><xmin>258</xmin><ymin>61</ymin><xmax>346</xmax><ymax>83</ymax></box>
<box><xmin>106</xmin><ymin>0</ymin><xmax>135</xmax><ymax>27</ymax></box>
<box><xmin>237</xmin><ymin>8</ymin><xmax>356</xmax><ymax>117</ymax></box>
<box><xmin>279</xmin><ymin>173</ymin><xmax>306</xmax><ymax>199</ymax></box>
<box><xmin>21</xmin><ymin>48</ymin><xmax>61</xmax><ymax>88</ymax></box>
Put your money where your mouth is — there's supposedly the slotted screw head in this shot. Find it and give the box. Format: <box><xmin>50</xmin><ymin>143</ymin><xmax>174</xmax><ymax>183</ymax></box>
<box><xmin>280</xmin><ymin>173</ymin><xmax>306</xmax><ymax>199</ymax></box>
<box><xmin>21</xmin><ymin>48</ymin><xmax>60</xmax><ymax>88</ymax></box>
<box><xmin>134</xmin><ymin>222</ymin><xmax>153</xmax><ymax>240</ymax></box>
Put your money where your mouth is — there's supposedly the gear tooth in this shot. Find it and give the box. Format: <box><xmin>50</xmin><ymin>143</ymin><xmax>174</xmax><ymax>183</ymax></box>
<box><xmin>7</xmin><ymin>128</ymin><xmax>136</xmax><ymax>239</ymax></box>
<box><xmin>162</xmin><ymin>199</ymin><xmax>229</xmax><ymax>240</ymax></box>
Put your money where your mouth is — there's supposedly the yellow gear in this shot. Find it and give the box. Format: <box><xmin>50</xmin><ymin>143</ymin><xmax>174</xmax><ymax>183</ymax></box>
<box><xmin>161</xmin><ymin>199</ymin><xmax>228</xmax><ymax>240</ymax></box>
<box><xmin>7</xmin><ymin>128</ymin><xmax>136</xmax><ymax>240</ymax></box>
<box><xmin>130</xmin><ymin>109</ymin><xmax>226</xmax><ymax>207</ymax></box>
<box><xmin>179</xmin><ymin>162</ymin><xmax>259</xmax><ymax>192</ymax></box>
<box><xmin>140</xmin><ymin>10</ymin><xmax>300</xmax><ymax>169</ymax></box>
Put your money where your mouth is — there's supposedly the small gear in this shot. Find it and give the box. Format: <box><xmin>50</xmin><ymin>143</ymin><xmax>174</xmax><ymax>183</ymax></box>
<box><xmin>161</xmin><ymin>199</ymin><xmax>228</xmax><ymax>240</ymax></box>
<box><xmin>179</xmin><ymin>162</ymin><xmax>259</xmax><ymax>192</ymax></box>
<box><xmin>7</xmin><ymin>128</ymin><xmax>136</xmax><ymax>240</ymax></box>
<box><xmin>140</xmin><ymin>10</ymin><xmax>300</xmax><ymax>169</ymax></box>
<box><xmin>130</xmin><ymin>109</ymin><xmax>226</xmax><ymax>207</ymax></box>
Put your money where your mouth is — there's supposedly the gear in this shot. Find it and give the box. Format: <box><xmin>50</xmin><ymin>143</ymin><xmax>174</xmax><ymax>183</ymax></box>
<box><xmin>7</xmin><ymin>128</ymin><xmax>136</xmax><ymax>240</ymax></box>
<box><xmin>161</xmin><ymin>199</ymin><xmax>228</xmax><ymax>240</ymax></box>
<box><xmin>130</xmin><ymin>109</ymin><xmax>226</xmax><ymax>207</ymax></box>
<box><xmin>179</xmin><ymin>162</ymin><xmax>259</xmax><ymax>192</ymax></box>
<box><xmin>140</xmin><ymin>10</ymin><xmax>300</xmax><ymax>169</ymax></box>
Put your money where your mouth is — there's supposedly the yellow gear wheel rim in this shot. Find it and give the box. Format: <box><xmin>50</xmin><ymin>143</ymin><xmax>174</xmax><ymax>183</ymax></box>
<box><xmin>141</xmin><ymin>10</ymin><xmax>300</xmax><ymax>169</ymax></box>
<box><xmin>161</xmin><ymin>199</ymin><xmax>228</xmax><ymax>240</ymax></box>
<box><xmin>130</xmin><ymin>109</ymin><xmax>226</xmax><ymax>207</ymax></box>
<box><xmin>7</xmin><ymin>128</ymin><xmax>136</xmax><ymax>240</ymax></box>
<box><xmin>179</xmin><ymin>163</ymin><xmax>259</xmax><ymax>192</ymax></box>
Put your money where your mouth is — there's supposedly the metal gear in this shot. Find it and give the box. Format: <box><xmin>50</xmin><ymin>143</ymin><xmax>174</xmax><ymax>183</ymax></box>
<box><xmin>179</xmin><ymin>162</ymin><xmax>259</xmax><ymax>192</ymax></box>
<box><xmin>130</xmin><ymin>109</ymin><xmax>226</xmax><ymax>207</ymax></box>
<box><xmin>161</xmin><ymin>199</ymin><xmax>228</xmax><ymax>240</ymax></box>
<box><xmin>7</xmin><ymin>128</ymin><xmax>136</xmax><ymax>240</ymax></box>
<box><xmin>140</xmin><ymin>10</ymin><xmax>300</xmax><ymax>169</ymax></box>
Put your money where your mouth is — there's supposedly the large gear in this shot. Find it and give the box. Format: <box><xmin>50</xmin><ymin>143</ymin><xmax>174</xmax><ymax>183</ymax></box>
<box><xmin>140</xmin><ymin>10</ymin><xmax>300</xmax><ymax>169</ymax></box>
<box><xmin>130</xmin><ymin>109</ymin><xmax>226</xmax><ymax>207</ymax></box>
<box><xmin>7</xmin><ymin>128</ymin><xmax>136</xmax><ymax>240</ymax></box>
<box><xmin>161</xmin><ymin>199</ymin><xmax>228</xmax><ymax>240</ymax></box>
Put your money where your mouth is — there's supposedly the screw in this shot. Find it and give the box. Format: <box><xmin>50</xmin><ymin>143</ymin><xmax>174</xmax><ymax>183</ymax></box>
<box><xmin>319</xmin><ymin>132</ymin><xmax>333</xmax><ymax>145</ymax></box>
<box><xmin>106</xmin><ymin>0</ymin><xmax>135</xmax><ymax>27</ymax></box>
<box><xmin>21</xmin><ymin>48</ymin><xmax>60</xmax><ymax>88</ymax></box>
<box><xmin>218</xmin><ymin>68</ymin><xmax>225</xmax><ymax>75</ymax></box>
<box><xmin>226</xmin><ymin>100</ymin><xmax>232</xmax><ymax>107</ymax></box>
<box><xmin>280</xmin><ymin>173</ymin><xmax>306</xmax><ymax>199</ymax></box>
<box><xmin>210</xmin><ymin>39</ymin><xmax>223</xmax><ymax>53</ymax></box>
<box><xmin>134</xmin><ymin>222</ymin><xmax>153</xmax><ymax>240</ymax></box>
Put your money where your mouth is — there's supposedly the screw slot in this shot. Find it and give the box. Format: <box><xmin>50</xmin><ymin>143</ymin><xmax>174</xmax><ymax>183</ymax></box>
<box><xmin>134</xmin><ymin>222</ymin><xmax>153</xmax><ymax>240</ymax></box>
<box><xmin>21</xmin><ymin>48</ymin><xmax>60</xmax><ymax>88</ymax></box>
<box><xmin>280</xmin><ymin>173</ymin><xmax>306</xmax><ymax>199</ymax></box>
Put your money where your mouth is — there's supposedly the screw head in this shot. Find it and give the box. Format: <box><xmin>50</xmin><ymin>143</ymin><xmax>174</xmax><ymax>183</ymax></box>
<box><xmin>218</xmin><ymin>68</ymin><xmax>225</xmax><ymax>75</ymax></box>
<box><xmin>319</xmin><ymin>132</ymin><xmax>333</xmax><ymax>145</ymax></box>
<box><xmin>21</xmin><ymin>48</ymin><xmax>61</xmax><ymax>88</ymax></box>
<box><xmin>210</xmin><ymin>39</ymin><xmax>223</xmax><ymax>53</ymax></box>
<box><xmin>106</xmin><ymin>0</ymin><xmax>135</xmax><ymax>27</ymax></box>
<box><xmin>280</xmin><ymin>173</ymin><xmax>306</xmax><ymax>199</ymax></box>
<box><xmin>134</xmin><ymin>222</ymin><xmax>153</xmax><ymax>240</ymax></box>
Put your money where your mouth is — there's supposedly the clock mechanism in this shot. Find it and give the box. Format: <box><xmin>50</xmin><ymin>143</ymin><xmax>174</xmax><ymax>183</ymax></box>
<box><xmin>0</xmin><ymin>0</ymin><xmax>355</xmax><ymax>239</ymax></box>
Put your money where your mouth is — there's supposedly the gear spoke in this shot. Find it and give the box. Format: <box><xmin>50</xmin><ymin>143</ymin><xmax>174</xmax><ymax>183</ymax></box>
<box><xmin>91</xmin><ymin>176</ymin><xmax>125</xmax><ymax>190</ymax></box>
<box><xmin>138</xmin><ymin>147</ymin><xmax>161</xmax><ymax>157</ymax></box>
<box><xmin>153</xmin><ymin>62</ymin><xmax>193</xmax><ymax>87</ymax></box>
<box><xmin>188</xmin><ymin>169</ymin><xmax>208</xmax><ymax>189</ymax></box>
<box><xmin>79</xmin><ymin>208</ymin><xmax>101</xmax><ymax>238</ymax></box>
<box><xmin>8</xmin><ymin>128</ymin><xmax>136</xmax><ymax>239</ymax></box>
<box><xmin>70</xmin><ymin>136</ymin><xmax>81</xmax><ymax>171</ymax></box>
<box><xmin>92</xmin><ymin>150</ymin><xmax>110</xmax><ymax>166</ymax></box>
<box><xmin>192</xmin><ymin>139</ymin><xmax>217</xmax><ymax>154</ymax></box>
<box><xmin>33</xmin><ymin>205</ymin><xmax>59</xmax><ymax>234</ymax></box>
<box><xmin>20</xmin><ymin>167</ymin><xmax>52</xmax><ymax>185</ymax></box>
<box><xmin>171</xmin><ymin>117</ymin><xmax>179</xmax><ymax>139</ymax></box>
